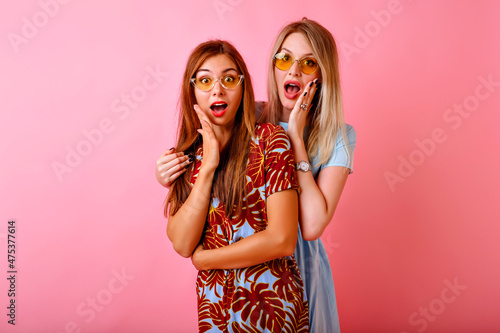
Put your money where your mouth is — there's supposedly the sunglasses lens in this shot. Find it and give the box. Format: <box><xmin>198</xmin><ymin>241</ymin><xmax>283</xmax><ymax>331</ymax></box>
<box><xmin>193</xmin><ymin>76</ymin><xmax>214</xmax><ymax>91</ymax></box>
<box><xmin>221</xmin><ymin>75</ymin><xmax>242</xmax><ymax>89</ymax></box>
<box><xmin>274</xmin><ymin>53</ymin><xmax>292</xmax><ymax>71</ymax></box>
<box><xmin>299</xmin><ymin>58</ymin><xmax>318</xmax><ymax>74</ymax></box>
<box><xmin>274</xmin><ymin>53</ymin><xmax>319</xmax><ymax>74</ymax></box>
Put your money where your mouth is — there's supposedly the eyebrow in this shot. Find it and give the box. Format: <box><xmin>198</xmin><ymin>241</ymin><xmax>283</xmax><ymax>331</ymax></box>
<box><xmin>196</xmin><ymin>68</ymin><xmax>238</xmax><ymax>74</ymax></box>
<box><xmin>280</xmin><ymin>47</ymin><xmax>314</xmax><ymax>58</ymax></box>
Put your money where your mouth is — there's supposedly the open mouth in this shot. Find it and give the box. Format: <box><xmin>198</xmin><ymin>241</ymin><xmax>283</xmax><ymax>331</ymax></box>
<box><xmin>210</xmin><ymin>102</ymin><xmax>228</xmax><ymax>117</ymax></box>
<box><xmin>284</xmin><ymin>81</ymin><xmax>302</xmax><ymax>99</ymax></box>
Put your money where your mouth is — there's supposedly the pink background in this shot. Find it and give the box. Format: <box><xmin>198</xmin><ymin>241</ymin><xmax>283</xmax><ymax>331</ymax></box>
<box><xmin>1</xmin><ymin>1</ymin><xmax>499</xmax><ymax>332</ymax></box>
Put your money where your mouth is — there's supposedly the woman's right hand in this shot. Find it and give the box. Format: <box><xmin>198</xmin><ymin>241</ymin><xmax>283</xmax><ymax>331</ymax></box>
<box><xmin>155</xmin><ymin>148</ymin><xmax>193</xmax><ymax>188</ymax></box>
<box><xmin>195</xmin><ymin>104</ymin><xmax>220</xmax><ymax>173</ymax></box>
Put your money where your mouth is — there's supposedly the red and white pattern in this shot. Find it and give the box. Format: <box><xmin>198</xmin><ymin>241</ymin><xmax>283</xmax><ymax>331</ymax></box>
<box><xmin>190</xmin><ymin>123</ymin><xmax>309</xmax><ymax>333</ymax></box>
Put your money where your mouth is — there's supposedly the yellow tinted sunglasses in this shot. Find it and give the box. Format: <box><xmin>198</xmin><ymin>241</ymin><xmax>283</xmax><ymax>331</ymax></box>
<box><xmin>273</xmin><ymin>53</ymin><xmax>319</xmax><ymax>75</ymax></box>
<box><xmin>190</xmin><ymin>74</ymin><xmax>244</xmax><ymax>91</ymax></box>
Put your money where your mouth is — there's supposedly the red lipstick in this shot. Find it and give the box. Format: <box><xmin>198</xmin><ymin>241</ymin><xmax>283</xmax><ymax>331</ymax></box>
<box><xmin>283</xmin><ymin>80</ymin><xmax>302</xmax><ymax>100</ymax></box>
<box><xmin>210</xmin><ymin>101</ymin><xmax>228</xmax><ymax>117</ymax></box>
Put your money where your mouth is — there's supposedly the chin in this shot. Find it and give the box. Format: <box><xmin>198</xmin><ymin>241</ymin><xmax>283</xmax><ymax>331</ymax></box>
<box><xmin>280</xmin><ymin>98</ymin><xmax>296</xmax><ymax>111</ymax></box>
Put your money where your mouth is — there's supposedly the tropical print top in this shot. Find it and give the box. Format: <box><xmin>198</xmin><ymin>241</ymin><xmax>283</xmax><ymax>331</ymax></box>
<box><xmin>189</xmin><ymin>123</ymin><xmax>309</xmax><ymax>333</ymax></box>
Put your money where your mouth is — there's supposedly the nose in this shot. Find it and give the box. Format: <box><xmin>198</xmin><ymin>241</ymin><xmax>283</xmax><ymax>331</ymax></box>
<box><xmin>288</xmin><ymin>60</ymin><xmax>301</xmax><ymax>76</ymax></box>
<box><xmin>212</xmin><ymin>80</ymin><xmax>224</xmax><ymax>95</ymax></box>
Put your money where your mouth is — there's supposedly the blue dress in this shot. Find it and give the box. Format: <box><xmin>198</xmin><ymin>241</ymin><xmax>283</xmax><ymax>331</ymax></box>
<box><xmin>279</xmin><ymin>122</ymin><xmax>357</xmax><ymax>333</ymax></box>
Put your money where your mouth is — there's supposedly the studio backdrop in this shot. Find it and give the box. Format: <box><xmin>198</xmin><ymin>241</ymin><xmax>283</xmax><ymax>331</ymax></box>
<box><xmin>1</xmin><ymin>1</ymin><xmax>499</xmax><ymax>332</ymax></box>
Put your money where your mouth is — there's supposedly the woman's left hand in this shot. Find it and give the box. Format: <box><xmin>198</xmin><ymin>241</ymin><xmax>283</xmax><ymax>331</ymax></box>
<box><xmin>191</xmin><ymin>244</ymin><xmax>206</xmax><ymax>270</ymax></box>
<box><xmin>287</xmin><ymin>79</ymin><xmax>319</xmax><ymax>142</ymax></box>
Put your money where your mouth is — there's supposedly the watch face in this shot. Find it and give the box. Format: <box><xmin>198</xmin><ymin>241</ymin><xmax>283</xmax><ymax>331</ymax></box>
<box><xmin>299</xmin><ymin>161</ymin><xmax>309</xmax><ymax>171</ymax></box>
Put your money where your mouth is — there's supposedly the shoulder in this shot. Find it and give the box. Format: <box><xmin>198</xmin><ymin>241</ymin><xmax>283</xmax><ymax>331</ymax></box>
<box><xmin>255</xmin><ymin>122</ymin><xmax>288</xmax><ymax>139</ymax></box>
<box><xmin>254</xmin><ymin>123</ymin><xmax>291</xmax><ymax>153</ymax></box>
<box><xmin>335</xmin><ymin>123</ymin><xmax>357</xmax><ymax>149</ymax></box>
<box><xmin>344</xmin><ymin>124</ymin><xmax>356</xmax><ymax>142</ymax></box>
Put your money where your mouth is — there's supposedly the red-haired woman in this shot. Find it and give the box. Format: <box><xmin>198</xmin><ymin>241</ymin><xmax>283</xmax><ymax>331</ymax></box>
<box><xmin>166</xmin><ymin>39</ymin><xmax>309</xmax><ymax>332</ymax></box>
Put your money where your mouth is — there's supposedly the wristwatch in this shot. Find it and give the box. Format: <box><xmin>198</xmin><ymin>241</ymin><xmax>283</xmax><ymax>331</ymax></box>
<box><xmin>296</xmin><ymin>160</ymin><xmax>311</xmax><ymax>172</ymax></box>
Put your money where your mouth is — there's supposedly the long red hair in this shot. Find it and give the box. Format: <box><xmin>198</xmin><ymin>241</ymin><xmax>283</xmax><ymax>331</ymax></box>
<box><xmin>165</xmin><ymin>40</ymin><xmax>256</xmax><ymax>218</ymax></box>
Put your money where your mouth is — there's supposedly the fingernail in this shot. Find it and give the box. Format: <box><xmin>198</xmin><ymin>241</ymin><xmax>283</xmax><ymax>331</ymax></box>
<box><xmin>309</xmin><ymin>82</ymin><xmax>313</xmax><ymax>87</ymax></box>
<box><xmin>183</xmin><ymin>151</ymin><xmax>189</xmax><ymax>155</ymax></box>
<box><xmin>189</xmin><ymin>157</ymin><xmax>194</xmax><ymax>162</ymax></box>
<box><xmin>303</xmin><ymin>91</ymin><xmax>307</xmax><ymax>96</ymax></box>
<box><xmin>188</xmin><ymin>154</ymin><xmax>194</xmax><ymax>158</ymax></box>
<box><xmin>314</xmin><ymin>79</ymin><xmax>319</xmax><ymax>84</ymax></box>
<box><xmin>170</xmin><ymin>147</ymin><xmax>175</xmax><ymax>150</ymax></box>
<box><xmin>185</xmin><ymin>165</ymin><xmax>190</xmax><ymax>169</ymax></box>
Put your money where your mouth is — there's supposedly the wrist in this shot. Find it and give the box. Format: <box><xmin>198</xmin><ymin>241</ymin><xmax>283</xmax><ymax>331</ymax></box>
<box><xmin>287</xmin><ymin>130</ymin><xmax>301</xmax><ymax>142</ymax></box>
<box><xmin>197</xmin><ymin>167</ymin><xmax>216</xmax><ymax>180</ymax></box>
<box><xmin>195</xmin><ymin>248</ymin><xmax>211</xmax><ymax>270</ymax></box>
<box><xmin>296</xmin><ymin>160</ymin><xmax>312</xmax><ymax>173</ymax></box>
<box><xmin>290</xmin><ymin>136</ymin><xmax>306</xmax><ymax>152</ymax></box>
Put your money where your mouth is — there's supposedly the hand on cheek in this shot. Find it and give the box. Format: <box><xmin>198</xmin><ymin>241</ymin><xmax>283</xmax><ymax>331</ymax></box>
<box><xmin>287</xmin><ymin>79</ymin><xmax>319</xmax><ymax>141</ymax></box>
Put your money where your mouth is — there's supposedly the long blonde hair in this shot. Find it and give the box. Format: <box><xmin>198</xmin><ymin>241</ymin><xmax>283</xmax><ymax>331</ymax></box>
<box><xmin>166</xmin><ymin>40</ymin><xmax>255</xmax><ymax>218</ymax></box>
<box><xmin>260</xmin><ymin>18</ymin><xmax>353</xmax><ymax>167</ymax></box>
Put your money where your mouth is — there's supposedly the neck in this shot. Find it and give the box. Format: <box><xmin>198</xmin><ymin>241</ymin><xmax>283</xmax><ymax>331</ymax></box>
<box><xmin>279</xmin><ymin>107</ymin><xmax>293</xmax><ymax>123</ymax></box>
<box><xmin>212</xmin><ymin>126</ymin><xmax>231</xmax><ymax>151</ymax></box>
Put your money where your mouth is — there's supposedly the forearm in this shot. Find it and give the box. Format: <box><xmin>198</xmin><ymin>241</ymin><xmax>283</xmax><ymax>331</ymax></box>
<box><xmin>290</xmin><ymin>138</ymin><xmax>343</xmax><ymax>240</ymax></box>
<box><xmin>167</xmin><ymin>169</ymin><xmax>214</xmax><ymax>257</ymax></box>
<box><xmin>195</xmin><ymin>229</ymin><xmax>297</xmax><ymax>270</ymax></box>
<box><xmin>193</xmin><ymin>189</ymin><xmax>299</xmax><ymax>270</ymax></box>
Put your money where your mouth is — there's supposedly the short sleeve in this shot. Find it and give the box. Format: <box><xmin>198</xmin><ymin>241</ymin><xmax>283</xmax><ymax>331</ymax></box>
<box><xmin>319</xmin><ymin>124</ymin><xmax>357</xmax><ymax>173</ymax></box>
<box><xmin>263</xmin><ymin>124</ymin><xmax>299</xmax><ymax>198</ymax></box>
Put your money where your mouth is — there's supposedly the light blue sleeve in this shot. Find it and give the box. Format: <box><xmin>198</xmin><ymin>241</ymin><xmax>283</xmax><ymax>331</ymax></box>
<box><xmin>319</xmin><ymin>124</ymin><xmax>357</xmax><ymax>173</ymax></box>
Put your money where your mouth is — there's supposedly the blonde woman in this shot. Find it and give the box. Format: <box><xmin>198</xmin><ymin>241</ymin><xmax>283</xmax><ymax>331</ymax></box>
<box><xmin>258</xmin><ymin>18</ymin><xmax>356</xmax><ymax>332</ymax></box>
<box><xmin>157</xmin><ymin>19</ymin><xmax>356</xmax><ymax>332</ymax></box>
